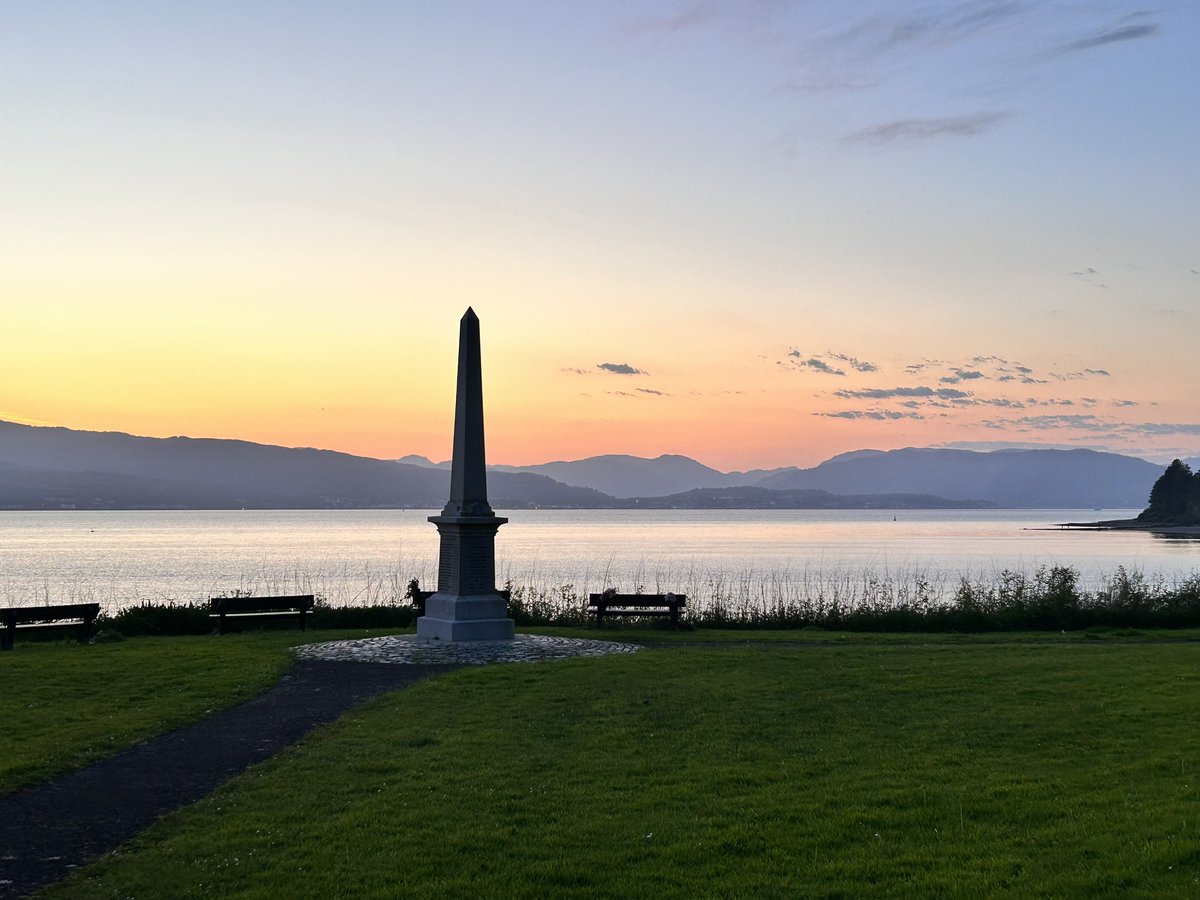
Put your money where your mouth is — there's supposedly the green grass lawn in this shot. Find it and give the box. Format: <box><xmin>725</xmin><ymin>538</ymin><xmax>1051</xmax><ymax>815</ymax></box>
<box><xmin>45</xmin><ymin>639</ymin><xmax>1200</xmax><ymax>897</ymax></box>
<box><xmin>533</xmin><ymin>623</ymin><xmax>1200</xmax><ymax>643</ymax></box>
<box><xmin>0</xmin><ymin>629</ymin><xmax>398</xmax><ymax>795</ymax></box>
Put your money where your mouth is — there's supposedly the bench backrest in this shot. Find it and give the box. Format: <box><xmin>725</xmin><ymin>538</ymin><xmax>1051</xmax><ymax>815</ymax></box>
<box><xmin>0</xmin><ymin>603</ymin><xmax>101</xmax><ymax>626</ymax></box>
<box><xmin>588</xmin><ymin>593</ymin><xmax>687</xmax><ymax>607</ymax></box>
<box><xmin>411</xmin><ymin>589</ymin><xmax>511</xmax><ymax>602</ymax></box>
<box><xmin>209</xmin><ymin>595</ymin><xmax>315</xmax><ymax>614</ymax></box>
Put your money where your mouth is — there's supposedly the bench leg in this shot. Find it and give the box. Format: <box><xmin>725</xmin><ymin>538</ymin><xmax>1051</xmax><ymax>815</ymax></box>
<box><xmin>1</xmin><ymin>625</ymin><xmax>12</xmax><ymax>651</ymax></box>
<box><xmin>299</xmin><ymin>609</ymin><xmax>308</xmax><ymax>632</ymax></box>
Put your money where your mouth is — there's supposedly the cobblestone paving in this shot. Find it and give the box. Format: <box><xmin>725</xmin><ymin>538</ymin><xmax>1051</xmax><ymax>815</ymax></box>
<box><xmin>295</xmin><ymin>633</ymin><xmax>642</xmax><ymax>666</ymax></box>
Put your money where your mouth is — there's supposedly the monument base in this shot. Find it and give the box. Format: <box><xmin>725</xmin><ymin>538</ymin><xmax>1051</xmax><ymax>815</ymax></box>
<box><xmin>416</xmin><ymin>592</ymin><xmax>515</xmax><ymax>642</ymax></box>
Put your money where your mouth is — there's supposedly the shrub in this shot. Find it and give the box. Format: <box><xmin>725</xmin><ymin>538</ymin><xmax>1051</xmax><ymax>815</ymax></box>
<box><xmin>104</xmin><ymin>602</ymin><xmax>211</xmax><ymax>636</ymax></box>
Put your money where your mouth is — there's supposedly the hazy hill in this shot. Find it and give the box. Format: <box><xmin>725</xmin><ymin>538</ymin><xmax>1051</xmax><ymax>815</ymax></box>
<box><xmin>627</xmin><ymin>486</ymin><xmax>994</xmax><ymax>510</ymax></box>
<box><xmin>491</xmin><ymin>453</ymin><xmax>780</xmax><ymax>498</ymax></box>
<box><xmin>0</xmin><ymin>421</ymin><xmax>613</xmax><ymax>509</ymax></box>
<box><xmin>478</xmin><ymin>447</ymin><xmax>1164</xmax><ymax>507</ymax></box>
<box><xmin>396</xmin><ymin>454</ymin><xmax>447</xmax><ymax>469</ymax></box>
<box><xmin>0</xmin><ymin>459</ymin><xmax>263</xmax><ymax>509</ymax></box>
<box><xmin>757</xmin><ymin>448</ymin><xmax>1161</xmax><ymax>508</ymax></box>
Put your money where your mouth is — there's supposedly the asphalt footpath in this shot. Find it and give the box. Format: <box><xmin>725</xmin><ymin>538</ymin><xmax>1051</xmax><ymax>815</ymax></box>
<box><xmin>0</xmin><ymin>659</ymin><xmax>459</xmax><ymax>897</ymax></box>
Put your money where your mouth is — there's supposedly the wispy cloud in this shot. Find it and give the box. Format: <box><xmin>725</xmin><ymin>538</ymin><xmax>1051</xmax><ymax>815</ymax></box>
<box><xmin>597</xmin><ymin>362</ymin><xmax>647</xmax><ymax>376</ymax></box>
<box><xmin>902</xmin><ymin>356</ymin><xmax>1111</xmax><ymax>389</ymax></box>
<box><xmin>844</xmin><ymin>111</ymin><xmax>1009</xmax><ymax>146</ymax></box>
<box><xmin>1050</xmin><ymin>369</ymin><xmax>1110</xmax><ymax>381</ymax></box>
<box><xmin>1059</xmin><ymin>21</ymin><xmax>1158</xmax><ymax>54</ymax></box>
<box><xmin>622</xmin><ymin>3</ymin><xmax>718</xmax><ymax>36</ymax></box>
<box><xmin>986</xmin><ymin>414</ymin><xmax>1107</xmax><ymax>431</ymax></box>
<box><xmin>1069</xmin><ymin>266</ymin><xmax>1108</xmax><ymax>288</ymax></box>
<box><xmin>829</xmin><ymin>352</ymin><xmax>880</xmax><ymax>373</ymax></box>
<box><xmin>845</xmin><ymin>2</ymin><xmax>1028</xmax><ymax>52</ymax></box>
<box><xmin>797</xmin><ymin>357</ymin><xmax>844</xmax><ymax>375</ymax></box>
<box><xmin>936</xmin><ymin>439</ymin><xmax>1114</xmax><ymax>453</ymax></box>
<box><xmin>816</xmin><ymin>409</ymin><xmax>925</xmax><ymax>421</ymax></box>
<box><xmin>978</xmin><ymin>416</ymin><xmax>1200</xmax><ymax>438</ymax></box>
<box><xmin>623</xmin><ymin>3</ymin><xmax>1167</xmax><ymax>161</ymax></box>
<box><xmin>939</xmin><ymin>368</ymin><xmax>989</xmax><ymax>385</ymax></box>
<box><xmin>784</xmin><ymin>349</ymin><xmax>878</xmax><ymax>376</ymax></box>
<box><xmin>833</xmin><ymin>386</ymin><xmax>970</xmax><ymax>400</ymax></box>
<box><xmin>905</xmin><ymin>359</ymin><xmax>950</xmax><ymax>374</ymax></box>
<box><xmin>1127</xmin><ymin>422</ymin><xmax>1200</xmax><ymax>437</ymax></box>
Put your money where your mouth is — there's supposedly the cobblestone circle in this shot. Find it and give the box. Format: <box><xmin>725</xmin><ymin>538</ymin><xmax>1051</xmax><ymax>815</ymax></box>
<box><xmin>295</xmin><ymin>633</ymin><xmax>642</xmax><ymax>666</ymax></box>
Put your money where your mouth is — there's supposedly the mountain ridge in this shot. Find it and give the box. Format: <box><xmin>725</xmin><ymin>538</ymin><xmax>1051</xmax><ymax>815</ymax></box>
<box><xmin>756</xmin><ymin>446</ymin><xmax>1160</xmax><ymax>508</ymax></box>
<box><xmin>0</xmin><ymin>421</ymin><xmax>609</xmax><ymax>510</ymax></box>
<box><xmin>0</xmin><ymin>420</ymin><xmax>1171</xmax><ymax>509</ymax></box>
<box><xmin>475</xmin><ymin>445</ymin><xmax>1163</xmax><ymax>509</ymax></box>
<box><xmin>489</xmin><ymin>453</ymin><xmax>784</xmax><ymax>498</ymax></box>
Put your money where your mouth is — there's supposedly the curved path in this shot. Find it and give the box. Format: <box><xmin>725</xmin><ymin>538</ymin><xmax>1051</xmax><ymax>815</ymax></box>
<box><xmin>0</xmin><ymin>659</ymin><xmax>459</xmax><ymax>898</ymax></box>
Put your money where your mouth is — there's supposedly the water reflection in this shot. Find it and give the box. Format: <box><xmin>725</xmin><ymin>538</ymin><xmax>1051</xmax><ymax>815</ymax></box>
<box><xmin>0</xmin><ymin>508</ymin><xmax>1196</xmax><ymax>609</ymax></box>
<box><xmin>1151</xmin><ymin>532</ymin><xmax>1200</xmax><ymax>546</ymax></box>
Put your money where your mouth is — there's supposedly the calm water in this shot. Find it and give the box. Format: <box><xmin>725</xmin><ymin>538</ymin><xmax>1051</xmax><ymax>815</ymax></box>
<box><xmin>1</xmin><ymin>509</ymin><xmax>1197</xmax><ymax>611</ymax></box>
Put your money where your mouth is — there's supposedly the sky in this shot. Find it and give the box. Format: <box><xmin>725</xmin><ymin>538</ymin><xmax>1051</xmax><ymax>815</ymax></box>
<box><xmin>2</xmin><ymin>1</ymin><xmax>1197</xmax><ymax>470</ymax></box>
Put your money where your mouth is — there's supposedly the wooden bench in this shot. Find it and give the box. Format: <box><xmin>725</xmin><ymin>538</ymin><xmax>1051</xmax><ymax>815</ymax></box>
<box><xmin>209</xmin><ymin>595</ymin><xmax>314</xmax><ymax>635</ymax></box>
<box><xmin>587</xmin><ymin>591</ymin><xmax>686</xmax><ymax>628</ymax></box>
<box><xmin>407</xmin><ymin>585</ymin><xmax>512</xmax><ymax>617</ymax></box>
<box><xmin>408</xmin><ymin>587</ymin><xmax>436</xmax><ymax>616</ymax></box>
<box><xmin>0</xmin><ymin>602</ymin><xmax>101</xmax><ymax>651</ymax></box>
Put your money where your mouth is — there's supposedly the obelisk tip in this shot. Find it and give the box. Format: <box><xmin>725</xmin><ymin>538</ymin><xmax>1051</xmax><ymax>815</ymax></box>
<box><xmin>463</xmin><ymin>306</ymin><xmax>478</xmax><ymax>321</ymax></box>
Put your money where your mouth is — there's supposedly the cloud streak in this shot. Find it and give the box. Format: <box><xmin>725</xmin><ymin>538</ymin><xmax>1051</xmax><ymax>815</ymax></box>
<box><xmin>1060</xmin><ymin>22</ymin><xmax>1158</xmax><ymax>54</ymax></box>
<box><xmin>816</xmin><ymin>410</ymin><xmax>925</xmax><ymax>421</ymax></box>
<box><xmin>834</xmin><ymin>386</ymin><xmax>970</xmax><ymax>400</ymax></box>
<box><xmin>829</xmin><ymin>352</ymin><xmax>879</xmax><ymax>373</ymax></box>
<box><xmin>785</xmin><ymin>349</ymin><xmax>879</xmax><ymax>376</ymax></box>
<box><xmin>796</xmin><ymin>357</ymin><xmax>845</xmax><ymax>376</ymax></box>
<box><xmin>597</xmin><ymin>362</ymin><xmax>647</xmax><ymax>376</ymax></box>
<box><xmin>844</xmin><ymin>112</ymin><xmax>1009</xmax><ymax>146</ymax></box>
<box><xmin>622</xmin><ymin>3</ymin><xmax>717</xmax><ymax>36</ymax></box>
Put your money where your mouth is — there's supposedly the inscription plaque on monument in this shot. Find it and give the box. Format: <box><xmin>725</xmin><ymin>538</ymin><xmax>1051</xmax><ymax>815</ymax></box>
<box><xmin>416</xmin><ymin>308</ymin><xmax>515</xmax><ymax>641</ymax></box>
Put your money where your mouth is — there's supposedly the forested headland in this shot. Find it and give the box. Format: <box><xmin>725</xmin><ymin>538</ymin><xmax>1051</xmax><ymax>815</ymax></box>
<box><xmin>1137</xmin><ymin>459</ymin><xmax>1200</xmax><ymax>525</ymax></box>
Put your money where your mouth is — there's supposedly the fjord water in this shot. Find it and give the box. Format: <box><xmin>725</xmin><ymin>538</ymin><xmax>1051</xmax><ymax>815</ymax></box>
<box><xmin>1</xmin><ymin>509</ymin><xmax>1196</xmax><ymax>611</ymax></box>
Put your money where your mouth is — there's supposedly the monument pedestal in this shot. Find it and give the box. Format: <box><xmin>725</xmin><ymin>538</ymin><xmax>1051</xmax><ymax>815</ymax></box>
<box><xmin>416</xmin><ymin>514</ymin><xmax>514</xmax><ymax>642</ymax></box>
<box><xmin>416</xmin><ymin>593</ymin><xmax>515</xmax><ymax>641</ymax></box>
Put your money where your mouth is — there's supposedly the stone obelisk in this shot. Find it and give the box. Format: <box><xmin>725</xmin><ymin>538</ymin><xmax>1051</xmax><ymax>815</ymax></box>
<box><xmin>416</xmin><ymin>308</ymin><xmax>515</xmax><ymax>641</ymax></box>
